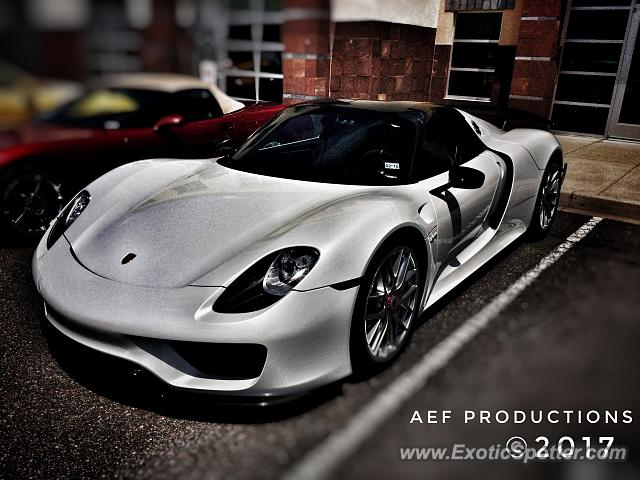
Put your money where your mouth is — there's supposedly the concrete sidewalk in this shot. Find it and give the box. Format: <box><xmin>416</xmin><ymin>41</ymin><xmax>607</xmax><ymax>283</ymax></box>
<box><xmin>557</xmin><ymin>135</ymin><xmax>640</xmax><ymax>224</ymax></box>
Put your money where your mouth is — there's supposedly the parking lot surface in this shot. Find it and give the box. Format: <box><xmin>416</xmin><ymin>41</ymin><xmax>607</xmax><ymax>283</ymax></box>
<box><xmin>1</xmin><ymin>212</ymin><xmax>639</xmax><ymax>479</ymax></box>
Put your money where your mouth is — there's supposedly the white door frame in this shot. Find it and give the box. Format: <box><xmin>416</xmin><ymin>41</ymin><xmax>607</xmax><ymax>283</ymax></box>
<box><xmin>606</xmin><ymin>1</ymin><xmax>640</xmax><ymax>140</ymax></box>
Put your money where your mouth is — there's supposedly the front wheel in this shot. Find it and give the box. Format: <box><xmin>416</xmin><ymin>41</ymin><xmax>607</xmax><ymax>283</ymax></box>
<box><xmin>1</xmin><ymin>170</ymin><xmax>65</xmax><ymax>242</ymax></box>
<box><xmin>527</xmin><ymin>158</ymin><xmax>563</xmax><ymax>240</ymax></box>
<box><xmin>350</xmin><ymin>244</ymin><xmax>424</xmax><ymax>374</ymax></box>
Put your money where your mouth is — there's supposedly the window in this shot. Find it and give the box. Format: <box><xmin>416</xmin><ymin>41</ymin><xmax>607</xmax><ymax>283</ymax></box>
<box><xmin>414</xmin><ymin>108</ymin><xmax>485</xmax><ymax>181</ymax></box>
<box><xmin>551</xmin><ymin>1</ymin><xmax>632</xmax><ymax>134</ymax></box>
<box><xmin>222</xmin><ymin>0</ymin><xmax>283</xmax><ymax>102</ymax></box>
<box><xmin>172</xmin><ymin>89</ymin><xmax>223</xmax><ymax>121</ymax></box>
<box><xmin>88</xmin><ymin>0</ymin><xmax>142</xmax><ymax>75</ymax></box>
<box><xmin>259</xmin><ymin>113</ymin><xmax>325</xmax><ymax>148</ymax></box>
<box><xmin>225</xmin><ymin>107</ymin><xmax>420</xmax><ymax>185</ymax></box>
<box><xmin>226</xmin><ymin>77</ymin><xmax>256</xmax><ymax>100</ymax></box>
<box><xmin>41</xmin><ymin>88</ymin><xmax>168</xmax><ymax>128</ymax></box>
<box><xmin>447</xmin><ymin>12</ymin><xmax>502</xmax><ymax>102</ymax></box>
<box><xmin>41</xmin><ymin>88</ymin><xmax>223</xmax><ymax>128</ymax></box>
<box><xmin>67</xmin><ymin>89</ymin><xmax>140</xmax><ymax>118</ymax></box>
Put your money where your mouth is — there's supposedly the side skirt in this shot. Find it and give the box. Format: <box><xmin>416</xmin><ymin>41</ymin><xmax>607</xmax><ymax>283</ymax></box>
<box><xmin>422</xmin><ymin>219</ymin><xmax>526</xmax><ymax>311</ymax></box>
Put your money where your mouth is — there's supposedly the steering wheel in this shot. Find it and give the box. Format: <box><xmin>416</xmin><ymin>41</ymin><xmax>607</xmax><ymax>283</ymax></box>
<box><xmin>356</xmin><ymin>149</ymin><xmax>402</xmax><ymax>183</ymax></box>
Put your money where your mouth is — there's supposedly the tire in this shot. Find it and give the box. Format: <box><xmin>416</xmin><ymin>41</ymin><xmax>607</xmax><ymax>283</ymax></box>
<box><xmin>0</xmin><ymin>166</ymin><xmax>66</xmax><ymax>245</ymax></box>
<box><xmin>527</xmin><ymin>156</ymin><xmax>563</xmax><ymax>240</ymax></box>
<box><xmin>350</xmin><ymin>240</ymin><xmax>426</xmax><ymax>375</ymax></box>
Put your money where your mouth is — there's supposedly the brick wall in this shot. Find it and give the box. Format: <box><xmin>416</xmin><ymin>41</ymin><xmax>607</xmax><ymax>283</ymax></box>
<box><xmin>508</xmin><ymin>0</ymin><xmax>563</xmax><ymax>117</ymax></box>
<box><xmin>329</xmin><ymin>22</ymin><xmax>436</xmax><ymax>101</ymax></box>
<box><xmin>281</xmin><ymin>1</ymin><xmax>564</xmax><ymax>115</ymax></box>
<box><xmin>281</xmin><ymin>0</ymin><xmax>331</xmax><ymax>103</ymax></box>
<box><xmin>281</xmin><ymin>8</ymin><xmax>437</xmax><ymax>104</ymax></box>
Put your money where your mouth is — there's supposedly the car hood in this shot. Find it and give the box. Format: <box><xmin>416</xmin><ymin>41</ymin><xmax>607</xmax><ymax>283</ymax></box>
<box><xmin>66</xmin><ymin>159</ymin><xmax>376</xmax><ymax>289</ymax></box>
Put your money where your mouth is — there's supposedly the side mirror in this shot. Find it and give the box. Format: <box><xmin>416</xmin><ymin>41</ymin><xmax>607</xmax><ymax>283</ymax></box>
<box><xmin>449</xmin><ymin>165</ymin><xmax>485</xmax><ymax>189</ymax></box>
<box><xmin>153</xmin><ymin>114</ymin><xmax>185</xmax><ymax>132</ymax></box>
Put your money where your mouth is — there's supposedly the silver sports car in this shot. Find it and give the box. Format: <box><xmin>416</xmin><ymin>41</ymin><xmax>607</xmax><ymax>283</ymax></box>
<box><xmin>33</xmin><ymin>100</ymin><xmax>565</xmax><ymax>400</ymax></box>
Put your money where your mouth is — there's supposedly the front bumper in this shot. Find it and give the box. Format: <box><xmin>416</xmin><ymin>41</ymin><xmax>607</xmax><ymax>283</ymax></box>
<box><xmin>34</xmin><ymin>238</ymin><xmax>357</xmax><ymax>397</ymax></box>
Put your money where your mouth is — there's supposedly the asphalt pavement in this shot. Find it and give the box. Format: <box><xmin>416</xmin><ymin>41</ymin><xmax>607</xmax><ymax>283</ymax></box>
<box><xmin>1</xmin><ymin>212</ymin><xmax>639</xmax><ymax>480</ymax></box>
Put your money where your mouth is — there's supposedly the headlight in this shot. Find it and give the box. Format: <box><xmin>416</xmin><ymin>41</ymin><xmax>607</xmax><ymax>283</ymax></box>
<box><xmin>263</xmin><ymin>248</ymin><xmax>319</xmax><ymax>296</ymax></box>
<box><xmin>214</xmin><ymin>247</ymin><xmax>319</xmax><ymax>313</ymax></box>
<box><xmin>46</xmin><ymin>190</ymin><xmax>90</xmax><ymax>249</ymax></box>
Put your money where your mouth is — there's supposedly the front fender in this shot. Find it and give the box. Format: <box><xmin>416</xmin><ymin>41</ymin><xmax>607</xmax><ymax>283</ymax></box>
<box><xmin>193</xmin><ymin>190</ymin><xmax>431</xmax><ymax>291</ymax></box>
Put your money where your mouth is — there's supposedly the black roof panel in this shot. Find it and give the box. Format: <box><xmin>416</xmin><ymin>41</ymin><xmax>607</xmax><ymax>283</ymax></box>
<box><xmin>287</xmin><ymin>98</ymin><xmax>440</xmax><ymax>115</ymax></box>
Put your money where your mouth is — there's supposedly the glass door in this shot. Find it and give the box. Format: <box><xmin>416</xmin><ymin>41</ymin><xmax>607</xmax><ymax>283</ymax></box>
<box><xmin>551</xmin><ymin>0</ymin><xmax>633</xmax><ymax>135</ymax></box>
<box><xmin>608</xmin><ymin>3</ymin><xmax>640</xmax><ymax>139</ymax></box>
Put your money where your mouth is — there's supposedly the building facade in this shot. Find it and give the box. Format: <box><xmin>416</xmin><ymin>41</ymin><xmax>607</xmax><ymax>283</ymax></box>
<box><xmin>279</xmin><ymin>0</ymin><xmax>639</xmax><ymax>140</ymax></box>
<box><xmin>1</xmin><ymin>0</ymin><xmax>638</xmax><ymax>140</ymax></box>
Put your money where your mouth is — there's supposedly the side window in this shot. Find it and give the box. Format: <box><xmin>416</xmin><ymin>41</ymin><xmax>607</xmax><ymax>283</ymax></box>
<box><xmin>422</xmin><ymin>139</ymin><xmax>456</xmax><ymax>178</ymax></box>
<box><xmin>414</xmin><ymin>110</ymin><xmax>456</xmax><ymax>181</ymax></box>
<box><xmin>445</xmin><ymin>110</ymin><xmax>485</xmax><ymax>164</ymax></box>
<box><xmin>173</xmin><ymin>89</ymin><xmax>223</xmax><ymax>121</ymax></box>
<box><xmin>414</xmin><ymin>108</ymin><xmax>486</xmax><ymax>181</ymax></box>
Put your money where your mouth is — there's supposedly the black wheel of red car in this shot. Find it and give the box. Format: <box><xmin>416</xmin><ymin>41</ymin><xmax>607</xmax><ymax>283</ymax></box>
<box><xmin>1</xmin><ymin>170</ymin><xmax>65</xmax><ymax>238</ymax></box>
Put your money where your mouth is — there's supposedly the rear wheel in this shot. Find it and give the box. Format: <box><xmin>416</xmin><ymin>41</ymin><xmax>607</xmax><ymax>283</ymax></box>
<box><xmin>350</xmin><ymin>243</ymin><xmax>424</xmax><ymax>374</ymax></box>
<box><xmin>527</xmin><ymin>157</ymin><xmax>562</xmax><ymax>240</ymax></box>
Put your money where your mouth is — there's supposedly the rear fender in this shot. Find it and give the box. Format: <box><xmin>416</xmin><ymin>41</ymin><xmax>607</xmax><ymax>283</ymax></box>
<box><xmin>498</xmin><ymin>128</ymin><xmax>561</xmax><ymax>170</ymax></box>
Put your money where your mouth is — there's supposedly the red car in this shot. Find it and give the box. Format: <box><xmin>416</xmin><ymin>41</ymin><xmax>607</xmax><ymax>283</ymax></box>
<box><xmin>0</xmin><ymin>73</ymin><xmax>283</xmax><ymax>240</ymax></box>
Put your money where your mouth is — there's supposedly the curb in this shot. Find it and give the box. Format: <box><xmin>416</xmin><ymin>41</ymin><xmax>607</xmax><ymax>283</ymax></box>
<box><xmin>559</xmin><ymin>191</ymin><xmax>640</xmax><ymax>225</ymax></box>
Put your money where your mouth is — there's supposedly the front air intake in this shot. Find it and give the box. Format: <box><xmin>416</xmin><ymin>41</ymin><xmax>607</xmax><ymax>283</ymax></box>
<box><xmin>168</xmin><ymin>341</ymin><xmax>267</xmax><ymax>380</ymax></box>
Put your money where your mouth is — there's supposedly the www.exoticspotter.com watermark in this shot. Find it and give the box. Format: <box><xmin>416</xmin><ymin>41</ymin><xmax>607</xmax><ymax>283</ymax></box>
<box><xmin>400</xmin><ymin>437</ymin><xmax>628</xmax><ymax>464</ymax></box>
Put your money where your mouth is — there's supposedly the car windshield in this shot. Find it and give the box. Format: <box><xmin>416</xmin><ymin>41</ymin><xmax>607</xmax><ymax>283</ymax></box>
<box><xmin>37</xmin><ymin>87</ymin><xmax>222</xmax><ymax>129</ymax></box>
<box><xmin>221</xmin><ymin>105</ymin><xmax>421</xmax><ymax>185</ymax></box>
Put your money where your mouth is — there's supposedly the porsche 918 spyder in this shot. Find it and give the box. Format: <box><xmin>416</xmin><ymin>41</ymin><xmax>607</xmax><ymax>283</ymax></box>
<box><xmin>33</xmin><ymin>100</ymin><xmax>565</xmax><ymax>400</ymax></box>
